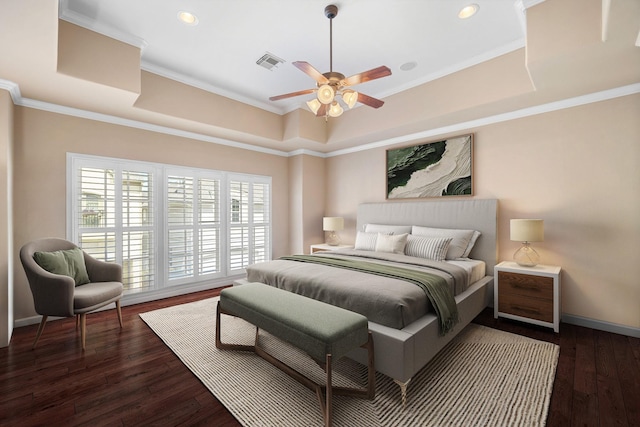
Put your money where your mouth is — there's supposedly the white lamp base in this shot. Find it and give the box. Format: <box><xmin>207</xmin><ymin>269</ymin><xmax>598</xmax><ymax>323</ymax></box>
<box><xmin>513</xmin><ymin>242</ymin><xmax>540</xmax><ymax>267</ymax></box>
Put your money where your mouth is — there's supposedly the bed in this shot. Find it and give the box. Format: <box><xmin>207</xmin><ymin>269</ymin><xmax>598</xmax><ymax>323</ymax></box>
<box><xmin>236</xmin><ymin>199</ymin><xmax>497</xmax><ymax>403</ymax></box>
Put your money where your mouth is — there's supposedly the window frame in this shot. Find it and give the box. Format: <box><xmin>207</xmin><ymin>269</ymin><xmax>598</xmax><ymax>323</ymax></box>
<box><xmin>67</xmin><ymin>153</ymin><xmax>272</xmax><ymax>295</ymax></box>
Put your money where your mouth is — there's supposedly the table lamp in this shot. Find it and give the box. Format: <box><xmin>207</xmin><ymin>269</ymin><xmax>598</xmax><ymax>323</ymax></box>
<box><xmin>510</xmin><ymin>219</ymin><xmax>544</xmax><ymax>267</ymax></box>
<box><xmin>323</xmin><ymin>217</ymin><xmax>344</xmax><ymax>246</ymax></box>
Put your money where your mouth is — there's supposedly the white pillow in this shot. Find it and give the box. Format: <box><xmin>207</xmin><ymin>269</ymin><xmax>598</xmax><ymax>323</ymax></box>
<box><xmin>462</xmin><ymin>230</ymin><xmax>481</xmax><ymax>258</ymax></box>
<box><xmin>364</xmin><ymin>223</ymin><xmax>412</xmax><ymax>235</ymax></box>
<box><xmin>375</xmin><ymin>233</ymin><xmax>409</xmax><ymax>254</ymax></box>
<box><xmin>411</xmin><ymin>226</ymin><xmax>477</xmax><ymax>260</ymax></box>
<box><xmin>354</xmin><ymin>231</ymin><xmax>379</xmax><ymax>251</ymax></box>
<box><xmin>405</xmin><ymin>235</ymin><xmax>453</xmax><ymax>261</ymax></box>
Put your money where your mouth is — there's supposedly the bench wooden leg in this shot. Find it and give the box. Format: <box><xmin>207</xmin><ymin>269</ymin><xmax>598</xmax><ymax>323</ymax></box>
<box><xmin>216</xmin><ymin>304</ymin><xmax>375</xmax><ymax>427</ymax></box>
<box><xmin>325</xmin><ymin>353</ymin><xmax>333</xmax><ymax>427</ymax></box>
<box><xmin>215</xmin><ymin>304</ymin><xmax>255</xmax><ymax>352</ymax></box>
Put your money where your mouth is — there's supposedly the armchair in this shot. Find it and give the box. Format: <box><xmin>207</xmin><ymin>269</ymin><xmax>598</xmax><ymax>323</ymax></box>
<box><xmin>20</xmin><ymin>238</ymin><xmax>124</xmax><ymax>350</ymax></box>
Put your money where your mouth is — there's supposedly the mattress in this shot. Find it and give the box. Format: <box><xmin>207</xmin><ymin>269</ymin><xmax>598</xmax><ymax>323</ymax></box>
<box><xmin>245</xmin><ymin>249</ymin><xmax>476</xmax><ymax>329</ymax></box>
<box><xmin>446</xmin><ymin>259</ymin><xmax>486</xmax><ymax>285</ymax></box>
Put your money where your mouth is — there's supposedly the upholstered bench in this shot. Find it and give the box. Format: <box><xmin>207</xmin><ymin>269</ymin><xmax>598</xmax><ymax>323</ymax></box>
<box><xmin>215</xmin><ymin>282</ymin><xmax>375</xmax><ymax>427</ymax></box>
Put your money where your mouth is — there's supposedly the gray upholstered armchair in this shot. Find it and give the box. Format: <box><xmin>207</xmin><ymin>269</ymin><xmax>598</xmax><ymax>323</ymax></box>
<box><xmin>19</xmin><ymin>238</ymin><xmax>124</xmax><ymax>350</ymax></box>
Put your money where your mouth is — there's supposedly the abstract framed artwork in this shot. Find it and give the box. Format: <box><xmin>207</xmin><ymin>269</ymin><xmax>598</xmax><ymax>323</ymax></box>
<box><xmin>386</xmin><ymin>133</ymin><xmax>473</xmax><ymax>199</ymax></box>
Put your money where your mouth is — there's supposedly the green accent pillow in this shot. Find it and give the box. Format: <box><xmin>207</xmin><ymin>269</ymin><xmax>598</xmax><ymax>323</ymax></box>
<box><xmin>33</xmin><ymin>247</ymin><xmax>90</xmax><ymax>286</ymax></box>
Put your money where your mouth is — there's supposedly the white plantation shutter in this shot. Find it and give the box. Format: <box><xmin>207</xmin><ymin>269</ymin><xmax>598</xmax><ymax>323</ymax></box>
<box><xmin>228</xmin><ymin>178</ymin><xmax>271</xmax><ymax>273</ymax></box>
<box><xmin>73</xmin><ymin>164</ymin><xmax>155</xmax><ymax>291</ymax></box>
<box><xmin>69</xmin><ymin>154</ymin><xmax>270</xmax><ymax>295</ymax></box>
<box><xmin>167</xmin><ymin>174</ymin><xmax>222</xmax><ymax>283</ymax></box>
<box><xmin>121</xmin><ymin>170</ymin><xmax>154</xmax><ymax>290</ymax></box>
<box><xmin>252</xmin><ymin>182</ymin><xmax>269</xmax><ymax>264</ymax></box>
<box><xmin>198</xmin><ymin>178</ymin><xmax>220</xmax><ymax>275</ymax></box>
<box><xmin>167</xmin><ymin>175</ymin><xmax>194</xmax><ymax>280</ymax></box>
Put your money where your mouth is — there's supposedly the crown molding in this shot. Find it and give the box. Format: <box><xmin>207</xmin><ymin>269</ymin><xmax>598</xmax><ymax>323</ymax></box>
<box><xmin>521</xmin><ymin>0</ymin><xmax>547</xmax><ymax>9</ymax></box>
<box><xmin>287</xmin><ymin>149</ymin><xmax>327</xmax><ymax>158</ymax></box>
<box><xmin>140</xmin><ymin>63</ymin><xmax>283</xmax><ymax>115</ymax></box>
<box><xmin>326</xmin><ymin>83</ymin><xmax>640</xmax><ymax>157</ymax></box>
<box><xmin>0</xmin><ymin>80</ymin><xmax>22</xmax><ymax>104</ymax></box>
<box><xmin>3</xmin><ymin>80</ymin><xmax>638</xmax><ymax>159</ymax></box>
<box><xmin>58</xmin><ymin>0</ymin><xmax>147</xmax><ymax>49</ymax></box>
<box><xmin>15</xmin><ymin>95</ymin><xmax>290</xmax><ymax>157</ymax></box>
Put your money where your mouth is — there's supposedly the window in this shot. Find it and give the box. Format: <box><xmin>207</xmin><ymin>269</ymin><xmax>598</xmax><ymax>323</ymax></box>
<box><xmin>68</xmin><ymin>154</ymin><xmax>271</xmax><ymax>295</ymax></box>
<box><xmin>228</xmin><ymin>179</ymin><xmax>270</xmax><ymax>272</ymax></box>
<box><xmin>166</xmin><ymin>172</ymin><xmax>222</xmax><ymax>284</ymax></box>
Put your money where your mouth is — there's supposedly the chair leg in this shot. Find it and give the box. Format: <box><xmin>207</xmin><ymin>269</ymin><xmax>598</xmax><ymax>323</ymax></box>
<box><xmin>76</xmin><ymin>314</ymin><xmax>80</xmax><ymax>330</ymax></box>
<box><xmin>32</xmin><ymin>315</ymin><xmax>48</xmax><ymax>349</ymax></box>
<box><xmin>80</xmin><ymin>313</ymin><xmax>87</xmax><ymax>351</ymax></box>
<box><xmin>116</xmin><ymin>300</ymin><xmax>123</xmax><ymax>328</ymax></box>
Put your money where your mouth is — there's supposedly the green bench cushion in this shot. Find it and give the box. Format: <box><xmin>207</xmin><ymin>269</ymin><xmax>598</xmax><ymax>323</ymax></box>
<box><xmin>220</xmin><ymin>283</ymin><xmax>369</xmax><ymax>361</ymax></box>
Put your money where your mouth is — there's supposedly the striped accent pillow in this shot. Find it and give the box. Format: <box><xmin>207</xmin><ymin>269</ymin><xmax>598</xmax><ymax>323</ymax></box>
<box><xmin>405</xmin><ymin>235</ymin><xmax>453</xmax><ymax>261</ymax></box>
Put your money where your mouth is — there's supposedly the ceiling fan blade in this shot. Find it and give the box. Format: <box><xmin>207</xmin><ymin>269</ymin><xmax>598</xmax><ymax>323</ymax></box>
<box><xmin>357</xmin><ymin>93</ymin><xmax>385</xmax><ymax>109</ymax></box>
<box><xmin>342</xmin><ymin>66</ymin><xmax>392</xmax><ymax>86</ymax></box>
<box><xmin>293</xmin><ymin>61</ymin><xmax>329</xmax><ymax>85</ymax></box>
<box><xmin>269</xmin><ymin>89</ymin><xmax>315</xmax><ymax>101</ymax></box>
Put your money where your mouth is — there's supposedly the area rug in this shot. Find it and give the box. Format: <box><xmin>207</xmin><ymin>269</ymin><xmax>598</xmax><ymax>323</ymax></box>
<box><xmin>140</xmin><ymin>297</ymin><xmax>559</xmax><ymax>427</ymax></box>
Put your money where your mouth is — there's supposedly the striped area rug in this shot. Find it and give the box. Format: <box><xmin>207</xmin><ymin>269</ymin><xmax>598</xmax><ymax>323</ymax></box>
<box><xmin>140</xmin><ymin>297</ymin><xmax>559</xmax><ymax>427</ymax></box>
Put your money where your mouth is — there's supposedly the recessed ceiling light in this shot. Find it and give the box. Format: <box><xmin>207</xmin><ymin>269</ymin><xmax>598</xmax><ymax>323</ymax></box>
<box><xmin>458</xmin><ymin>4</ymin><xmax>479</xmax><ymax>19</ymax></box>
<box><xmin>178</xmin><ymin>11</ymin><xmax>198</xmax><ymax>25</ymax></box>
<box><xmin>400</xmin><ymin>61</ymin><xmax>418</xmax><ymax>71</ymax></box>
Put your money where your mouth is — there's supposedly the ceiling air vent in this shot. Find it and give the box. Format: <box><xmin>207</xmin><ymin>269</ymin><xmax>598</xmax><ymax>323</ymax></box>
<box><xmin>256</xmin><ymin>52</ymin><xmax>285</xmax><ymax>70</ymax></box>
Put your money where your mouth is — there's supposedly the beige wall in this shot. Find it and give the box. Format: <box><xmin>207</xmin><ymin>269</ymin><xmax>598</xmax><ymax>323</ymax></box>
<box><xmin>326</xmin><ymin>94</ymin><xmax>640</xmax><ymax>330</ymax></box>
<box><xmin>11</xmin><ymin>107</ymin><xmax>291</xmax><ymax>321</ymax></box>
<box><xmin>7</xmin><ymin>94</ymin><xmax>640</xmax><ymax>332</ymax></box>
<box><xmin>1</xmin><ymin>89</ymin><xmax>14</xmax><ymax>346</ymax></box>
<box><xmin>288</xmin><ymin>154</ymin><xmax>326</xmax><ymax>254</ymax></box>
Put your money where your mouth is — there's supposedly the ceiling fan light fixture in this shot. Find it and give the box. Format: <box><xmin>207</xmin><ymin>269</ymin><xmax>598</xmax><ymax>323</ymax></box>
<box><xmin>342</xmin><ymin>90</ymin><xmax>358</xmax><ymax>109</ymax></box>
<box><xmin>328</xmin><ymin>101</ymin><xmax>344</xmax><ymax>117</ymax></box>
<box><xmin>268</xmin><ymin>4</ymin><xmax>390</xmax><ymax>119</ymax></box>
<box><xmin>306</xmin><ymin>98</ymin><xmax>322</xmax><ymax>115</ymax></box>
<box><xmin>317</xmin><ymin>84</ymin><xmax>335</xmax><ymax>104</ymax></box>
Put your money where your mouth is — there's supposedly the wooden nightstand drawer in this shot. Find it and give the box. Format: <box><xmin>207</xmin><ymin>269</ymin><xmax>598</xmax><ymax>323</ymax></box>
<box><xmin>494</xmin><ymin>262</ymin><xmax>562</xmax><ymax>332</ymax></box>
<box><xmin>498</xmin><ymin>292</ymin><xmax>553</xmax><ymax>323</ymax></box>
<box><xmin>498</xmin><ymin>271</ymin><xmax>553</xmax><ymax>300</ymax></box>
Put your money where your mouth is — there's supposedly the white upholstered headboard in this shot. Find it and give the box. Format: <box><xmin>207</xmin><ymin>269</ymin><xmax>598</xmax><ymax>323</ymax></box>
<box><xmin>356</xmin><ymin>199</ymin><xmax>498</xmax><ymax>271</ymax></box>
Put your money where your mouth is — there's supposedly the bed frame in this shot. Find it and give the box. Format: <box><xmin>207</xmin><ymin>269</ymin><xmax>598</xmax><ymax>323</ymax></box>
<box><xmin>343</xmin><ymin>199</ymin><xmax>498</xmax><ymax>404</ymax></box>
<box><xmin>237</xmin><ymin>198</ymin><xmax>498</xmax><ymax>404</ymax></box>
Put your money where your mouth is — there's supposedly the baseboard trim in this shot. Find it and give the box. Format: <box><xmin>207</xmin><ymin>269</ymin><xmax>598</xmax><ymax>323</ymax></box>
<box><xmin>15</xmin><ymin>298</ymin><xmax>640</xmax><ymax>339</ymax></box>
<box><xmin>13</xmin><ymin>276</ymin><xmax>241</xmax><ymax>329</ymax></box>
<box><xmin>562</xmin><ymin>314</ymin><xmax>640</xmax><ymax>338</ymax></box>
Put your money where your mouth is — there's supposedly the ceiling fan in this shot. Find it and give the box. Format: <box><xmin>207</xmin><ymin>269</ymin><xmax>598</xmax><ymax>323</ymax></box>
<box><xmin>269</xmin><ymin>4</ymin><xmax>392</xmax><ymax>119</ymax></box>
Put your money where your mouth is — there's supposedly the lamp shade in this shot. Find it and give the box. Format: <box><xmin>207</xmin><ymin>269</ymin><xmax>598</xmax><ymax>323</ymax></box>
<box><xmin>510</xmin><ymin>219</ymin><xmax>544</xmax><ymax>242</ymax></box>
<box><xmin>323</xmin><ymin>217</ymin><xmax>344</xmax><ymax>231</ymax></box>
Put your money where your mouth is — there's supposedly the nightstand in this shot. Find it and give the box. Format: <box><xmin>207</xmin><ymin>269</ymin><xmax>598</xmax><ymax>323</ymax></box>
<box><xmin>494</xmin><ymin>261</ymin><xmax>561</xmax><ymax>332</ymax></box>
<box><xmin>310</xmin><ymin>243</ymin><xmax>352</xmax><ymax>253</ymax></box>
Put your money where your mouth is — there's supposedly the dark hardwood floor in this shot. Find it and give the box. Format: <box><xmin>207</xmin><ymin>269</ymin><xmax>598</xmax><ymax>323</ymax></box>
<box><xmin>1</xmin><ymin>288</ymin><xmax>638</xmax><ymax>426</ymax></box>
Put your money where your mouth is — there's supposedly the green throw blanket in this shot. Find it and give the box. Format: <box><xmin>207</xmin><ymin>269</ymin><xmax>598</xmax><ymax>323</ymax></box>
<box><xmin>279</xmin><ymin>255</ymin><xmax>459</xmax><ymax>335</ymax></box>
